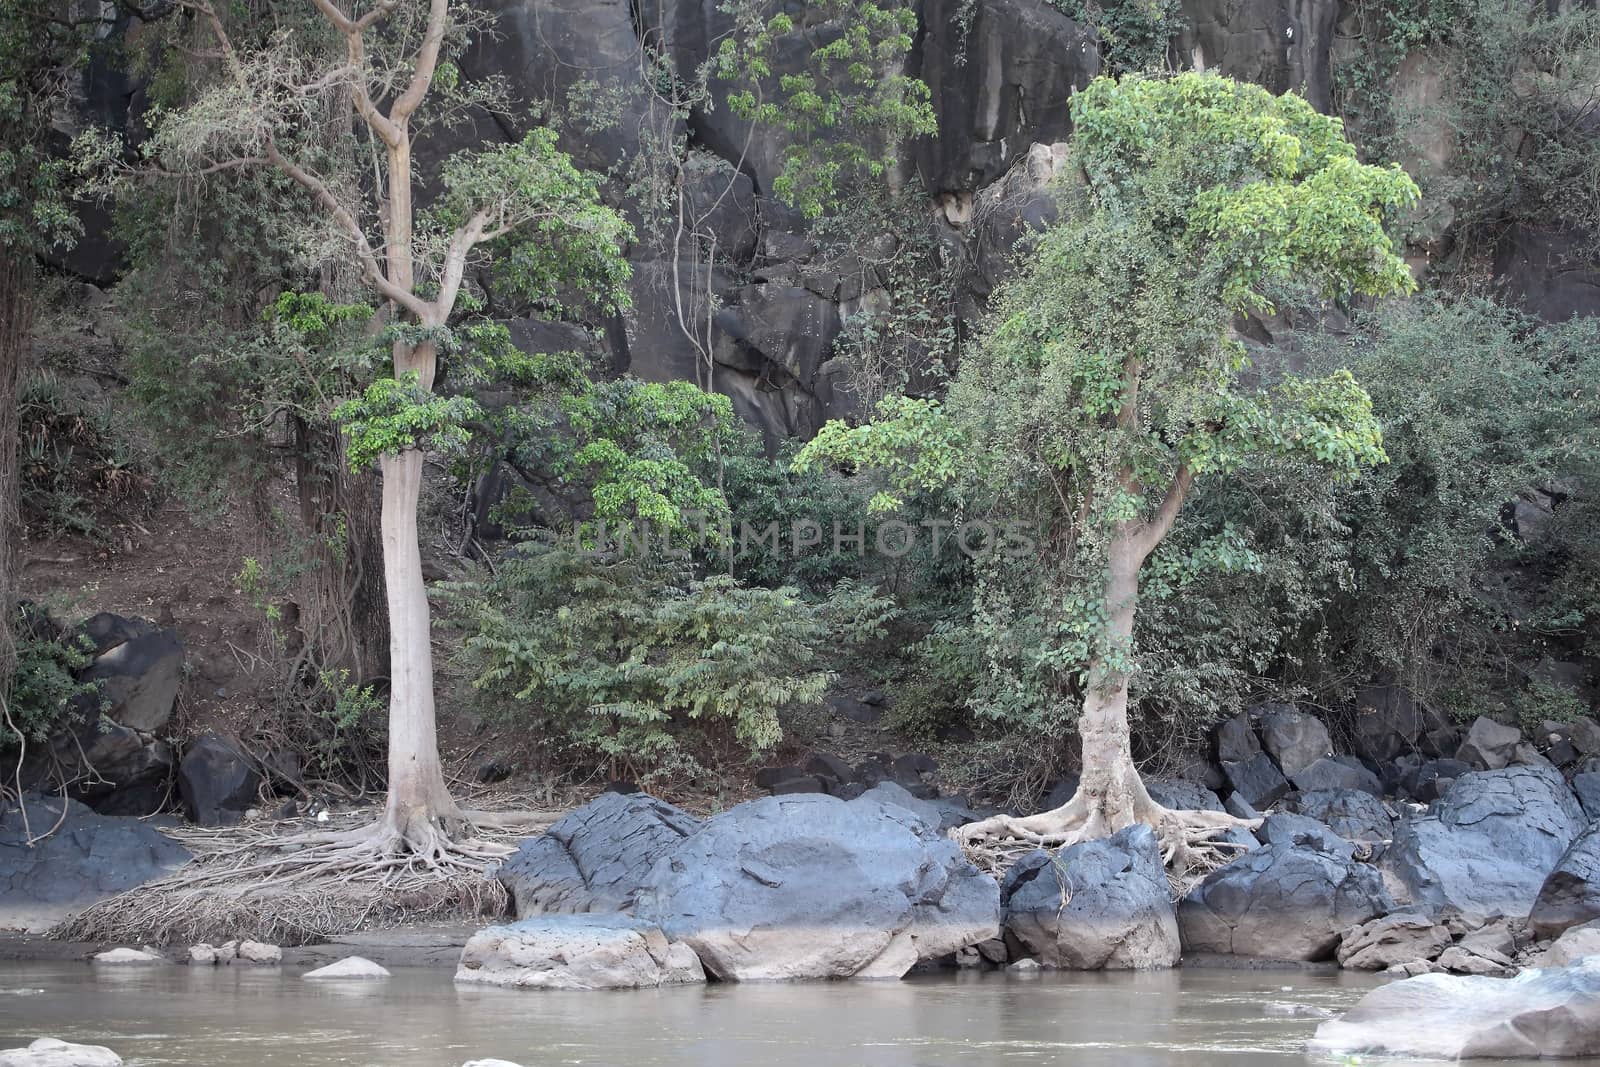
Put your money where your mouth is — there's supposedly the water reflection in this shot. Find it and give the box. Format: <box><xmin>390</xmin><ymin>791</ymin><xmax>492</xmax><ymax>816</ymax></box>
<box><xmin>0</xmin><ymin>961</ymin><xmax>1472</xmax><ymax>1067</ymax></box>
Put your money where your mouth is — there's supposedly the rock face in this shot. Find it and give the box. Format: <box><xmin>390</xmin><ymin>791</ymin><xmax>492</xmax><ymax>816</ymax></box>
<box><xmin>1337</xmin><ymin>912</ymin><xmax>1453</xmax><ymax>971</ymax></box>
<box><xmin>1001</xmin><ymin>825</ymin><xmax>1179</xmax><ymax>971</ymax></box>
<box><xmin>0</xmin><ymin>794</ymin><xmax>189</xmax><ymax>928</ymax></box>
<box><xmin>303</xmin><ymin>956</ymin><xmax>390</xmax><ymax>979</ymax></box>
<box><xmin>177</xmin><ymin>733</ymin><xmax>261</xmax><ymax>827</ymax></box>
<box><xmin>636</xmin><ymin>793</ymin><xmax>999</xmax><ymax>981</ymax></box>
<box><xmin>455</xmin><ymin>914</ymin><xmax>705</xmax><ymax>990</ymax></box>
<box><xmin>1178</xmin><ymin>839</ymin><xmax>1393</xmax><ymax>960</ymax></box>
<box><xmin>1385</xmin><ymin>765</ymin><xmax>1585</xmax><ymax>918</ymax></box>
<box><xmin>1313</xmin><ymin>957</ymin><xmax>1600</xmax><ymax>1059</ymax></box>
<box><xmin>0</xmin><ymin>1039</ymin><xmax>123</xmax><ymax>1067</ymax></box>
<box><xmin>1176</xmin><ymin>0</ymin><xmax>1340</xmax><ymax>112</ymax></box>
<box><xmin>1530</xmin><ymin>824</ymin><xmax>1600</xmax><ymax>938</ymax></box>
<box><xmin>915</xmin><ymin>0</ymin><xmax>1100</xmax><ymax>193</ymax></box>
<box><xmin>497</xmin><ymin>792</ymin><xmax>702</xmax><ymax>917</ymax></box>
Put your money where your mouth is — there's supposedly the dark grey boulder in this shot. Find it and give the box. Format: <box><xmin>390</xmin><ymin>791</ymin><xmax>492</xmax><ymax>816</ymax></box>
<box><xmin>1405</xmin><ymin>758</ymin><xmax>1474</xmax><ymax>803</ymax></box>
<box><xmin>1455</xmin><ymin>716</ymin><xmax>1522</xmax><ymax>771</ymax></box>
<box><xmin>177</xmin><ymin>733</ymin><xmax>261</xmax><ymax>827</ymax></box>
<box><xmin>1145</xmin><ymin>779</ymin><xmax>1223</xmax><ymax>812</ymax></box>
<box><xmin>1258</xmin><ymin>706</ymin><xmax>1332</xmax><ymax>778</ymax></box>
<box><xmin>498</xmin><ymin>792</ymin><xmax>702</xmax><ymax>918</ymax></box>
<box><xmin>1573</xmin><ymin>772</ymin><xmax>1600</xmax><ymax>820</ymax></box>
<box><xmin>1385</xmin><ymin>765</ymin><xmax>1585</xmax><ymax>918</ymax></box>
<box><xmin>636</xmin><ymin>793</ymin><xmax>999</xmax><ymax>980</ymax></box>
<box><xmin>1002</xmin><ymin>824</ymin><xmax>1179</xmax><ymax>970</ymax></box>
<box><xmin>1222</xmin><ymin>752</ymin><xmax>1290</xmax><ymax>809</ymax></box>
<box><xmin>1257</xmin><ymin>813</ymin><xmax>1355</xmax><ymax>860</ymax></box>
<box><xmin>1313</xmin><ymin>957</ymin><xmax>1600</xmax><ymax>1059</ymax></box>
<box><xmin>1493</xmin><ymin>223</ymin><xmax>1600</xmax><ymax>323</ymax></box>
<box><xmin>76</xmin><ymin>612</ymin><xmax>184</xmax><ymax>733</ymax></box>
<box><xmin>1292</xmin><ymin>789</ymin><xmax>1394</xmax><ymax>843</ymax></box>
<box><xmin>1530</xmin><ymin>823</ymin><xmax>1600</xmax><ymax>939</ymax></box>
<box><xmin>1178</xmin><ymin>838</ymin><xmax>1394</xmax><ymax>961</ymax></box>
<box><xmin>0</xmin><ymin>794</ymin><xmax>190</xmax><ymax>925</ymax></box>
<box><xmin>1350</xmin><ymin>684</ymin><xmax>1431</xmax><ymax>762</ymax></box>
<box><xmin>1214</xmin><ymin>713</ymin><xmax>1260</xmax><ymax>763</ymax></box>
<box><xmin>854</xmin><ymin>782</ymin><xmax>979</xmax><ymax>835</ymax></box>
<box><xmin>1291</xmin><ymin>757</ymin><xmax>1382</xmax><ymax>797</ymax></box>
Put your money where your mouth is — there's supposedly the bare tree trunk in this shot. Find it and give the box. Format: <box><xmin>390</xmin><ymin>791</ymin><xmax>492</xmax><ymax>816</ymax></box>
<box><xmin>375</xmin><ymin>445</ymin><xmax>462</xmax><ymax>848</ymax></box>
<box><xmin>0</xmin><ymin>252</ymin><xmax>32</xmax><ymax>696</ymax></box>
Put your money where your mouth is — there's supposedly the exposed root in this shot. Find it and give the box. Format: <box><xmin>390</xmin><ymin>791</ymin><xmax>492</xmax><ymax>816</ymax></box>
<box><xmin>953</xmin><ymin>797</ymin><xmax>1261</xmax><ymax>897</ymax></box>
<box><xmin>51</xmin><ymin>804</ymin><xmax>559</xmax><ymax>946</ymax></box>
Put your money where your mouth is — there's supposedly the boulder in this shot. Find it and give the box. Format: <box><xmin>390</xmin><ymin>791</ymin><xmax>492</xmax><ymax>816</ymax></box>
<box><xmin>1178</xmin><ymin>839</ymin><xmax>1394</xmax><ymax>961</ymax></box>
<box><xmin>1292</xmin><ymin>789</ymin><xmax>1393</xmax><ymax>843</ymax></box>
<box><xmin>1337</xmin><ymin>912</ymin><xmax>1452</xmax><ymax>971</ymax></box>
<box><xmin>497</xmin><ymin>792</ymin><xmax>702</xmax><ymax>917</ymax></box>
<box><xmin>1001</xmin><ymin>824</ymin><xmax>1179</xmax><ymax>971</ymax></box>
<box><xmin>1493</xmin><ymin>223</ymin><xmax>1600</xmax><ymax>323</ymax></box>
<box><xmin>188</xmin><ymin>944</ymin><xmax>216</xmax><ymax>965</ymax></box>
<box><xmin>1571</xmin><ymin>773</ymin><xmax>1600</xmax><ymax>820</ymax></box>
<box><xmin>636</xmin><ymin>793</ymin><xmax>999</xmax><ymax>980</ymax></box>
<box><xmin>1385</xmin><ymin>765</ymin><xmax>1585</xmax><ymax>918</ymax></box>
<box><xmin>303</xmin><ymin>956</ymin><xmax>390</xmax><ymax>979</ymax></box>
<box><xmin>237</xmin><ymin>940</ymin><xmax>281</xmax><ymax>964</ymax></box>
<box><xmin>1313</xmin><ymin>957</ymin><xmax>1600</xmax><ymax>1059</ymax></box>
<box><xmin>92</xmin><ymin>948</ymin><xmax>165</xmax><ymax>965</ymax></box>
<box><xmin>1290</xmin><ymin>757</ymin><xmax>1382</xmax><ymax>797</ymax></box>
<box><xmin>177</xmin><ymin>732</ymin><xmax>261</xmax><ymax>827</ymax></box>
<box><xmin>1530</xmin><ymin>824</ymin><xmax>1600</xmax><ymax>938</ymax></box>
<box><xmin>1221</xmin><ymin>752</ymin><xmax>1290</xmax><ymax>809</ymax></box>
<box><xmin>0</xmin><ymin>1039</ymin><xmax>122</xmax><ymax>1067</ymax></box>
<box><xmin>1456</xmin><ymin>716</ymin><xmax>1523</xmax><ymax>770</ymax></box>
<box><xmin>853</xmin><ymin>782</ymin><xmax>979</xmax><ymax>835</ymax></box>
<box><xmin>1531</xmin><ymin>919</ymin><xmax>1600</xmax><ymax>968</ymax></box>
<box><xmin>1351</xmin><ymin>684</ymin><xmax>1431</xmax><ymax>762</ymax></box>
<box><xmin>1404</xmin><ymin>758</ymin><xmax>1474</xmax><ymax>803</ymax></box>
<box><xmin>75</xmin><ymin>613</ymin><xmax>183</xmax><ymax>733</ymax></box>
<box><xmin>0</xmin><ymin>794</ymin><xmax>190</xmax><ymax>929</ymax></box>
<box><xmin>1257</xmin><ymin>706</ymin><xmax>1332</xmax><ymax>778</ymax></box>
<box><xmin>455</xmin><ymin>914</ymin><xmax>704</xmax><ymax>990</ymax></box>
<box><xmin>1257</xmin><ymin>813</ymin><xmax>1353</xmax><ymax>859</ymax></box>
<box><xmin>1214</xmin><ymin>713</ymin><xmax>1260</xmax><ymax>763</ymax></box>
<box><xmin>1436</xmin><ymin>943</ymin><xmax>1515</xmax><ymax>977</ymax></box>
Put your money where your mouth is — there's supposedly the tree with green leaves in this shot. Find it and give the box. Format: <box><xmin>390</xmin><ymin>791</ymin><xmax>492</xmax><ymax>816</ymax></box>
<box><xmin>799</xmin><ymin>72</ymin><xmax>1419</xmax><ymax>870</ymax></box>
<box><xmin>88</xmin><ymin>0</ymin><xmax>630</xmax><ymax>862</ymax></box>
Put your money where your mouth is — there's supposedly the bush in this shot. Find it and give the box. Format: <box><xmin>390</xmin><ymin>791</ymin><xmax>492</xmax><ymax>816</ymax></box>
<box><xmin>440</xmin><ymin>546</ymin><xmax>896</xmax><ymax>783</ymax></box>
<box><xmin>4</xmin><ymin>615</ymin><xmax>96</xmax><ymax>748</ymax></box>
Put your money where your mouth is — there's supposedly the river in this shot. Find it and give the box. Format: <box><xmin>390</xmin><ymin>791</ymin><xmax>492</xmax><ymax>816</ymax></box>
<box><xmin>0</xmin><ymin>962</ymin><xmax>1428</xmax><ymax>1065</ymax></box>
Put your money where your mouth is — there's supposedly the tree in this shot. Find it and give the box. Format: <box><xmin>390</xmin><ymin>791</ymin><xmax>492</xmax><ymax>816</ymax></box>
<box><xmin>0</xmin><ymin>0</ymin><xmax>88</xmax><ymax>711</ymax></box>
<box><xmin>799</xmin><ymin>72</ymin><xmax>1419</xmax><ymax>869</ymax></box>
<box><xmin>90</xmin><ymin>0</ymin><xmax>630</xmax><ymax>860</ymax></box>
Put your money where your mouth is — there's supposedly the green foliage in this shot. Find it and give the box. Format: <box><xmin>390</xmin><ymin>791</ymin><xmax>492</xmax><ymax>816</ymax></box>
<box><xmin>1334</xmin><ymin>0</ymin><xmax>1600</xmax><ymax>257</ymax></box>
<box><xmin>5</xmin><ymin>621</ymin><xmax>96</xmax><ymax>747</ymax></box>
<box><xmin>426</xmin><ymin>129</ymin><xmax>634</xmax><ymax>314</ymax></box>
<box><xmin>717</xmin><ymin>0</ymin><xmax>936</xmax><ymax>218</ymax></box>
<box><xmin>307</xmin><ymin>668</ymin><xmax>386</xmax><ymax>778</ymax></box>
<box><xmin>441</xmin><ymin>546</ymin><xmax>895</xmax><ymax>780</ymax></box>
<box><xmin>333</xmin><ymin>373</ymin><xmax>482</xmax><ymax>473</ymax></box>
<box><xmin>0</xmin><ymin>0</ymin><xmax>89</xmax><ymax>256</ymax></box>
<box><xmin>1051</xmin><ymin>0</ymin><xmax>1185</xmax><ymax>74</ymax></box>
<box><xmin>799</xmin><ymin>73</ymin><xmax>1418</xmax><ymax>765</ymax></box>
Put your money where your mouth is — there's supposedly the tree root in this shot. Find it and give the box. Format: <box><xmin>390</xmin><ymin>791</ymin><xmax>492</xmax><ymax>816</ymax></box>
<box><xmin>50</xmin><ymin>805</ymin><xmax>560</xmax><ymax>946</ymax></box>
<box><xmin>953</xmin><ymin>796</ymin><xmax>1261</xmax><ymax>894</ymax></box>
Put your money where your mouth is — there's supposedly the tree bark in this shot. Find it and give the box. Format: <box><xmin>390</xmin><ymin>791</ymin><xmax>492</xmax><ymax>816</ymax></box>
<box><xmin>376</xmin><ymin>445</ymin><xmax>462</xmax><ymax>846</ymax></box>
<box><xmin>0</xmin><ymin>252</ymin><xmax>32</xmax><ymax>696</ymax></box>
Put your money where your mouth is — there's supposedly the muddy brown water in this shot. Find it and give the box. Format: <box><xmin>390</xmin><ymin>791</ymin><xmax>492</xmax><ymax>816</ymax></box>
<box><xmin>0</xmin><ymin>962</ymin><xmax>1580</xmax><ymax>1066</ymax></box>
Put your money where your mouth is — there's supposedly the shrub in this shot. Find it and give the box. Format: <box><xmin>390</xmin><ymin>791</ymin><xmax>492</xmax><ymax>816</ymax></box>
<box><xmin>440</xmin><ymin>546</ymin><xmax>896</xmax><ymax>782</ymax></box>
